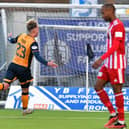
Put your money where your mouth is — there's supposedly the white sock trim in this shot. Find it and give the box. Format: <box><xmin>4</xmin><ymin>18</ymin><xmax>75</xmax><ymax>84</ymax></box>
<box><xmin>115</xmin><ymin>93</ymin><xmax>123</xmax><ymax>97</ymax></box>
<box><xmin>110</xmin><ymin>112</ymin><xmax>116</xmax><ymax>117</ymax></box>
<box><xmin>118</xmin><ymin>120</ymin><xmax>125</xmax><ymax>125</ymax></box>
<box><xmin>96</xmin><ymin>89</ymin><xmax>104</xmax><ymax>94</ymax></box>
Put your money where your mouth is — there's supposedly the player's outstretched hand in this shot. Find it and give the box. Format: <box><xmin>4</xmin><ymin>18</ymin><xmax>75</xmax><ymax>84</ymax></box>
<box><xmin>92</xmin><ymin>58</ymin><xmax>103</xmax><ymax>69</ymax></box>
<box><xmin>8</xmin><ymin>32</ymin><xmax>12</xmax><ymax>38</ymax></box>
<box><xmin>48</xmin><ymin>61</ymin><xmax>58</xmax><ymax>68</ymax></box>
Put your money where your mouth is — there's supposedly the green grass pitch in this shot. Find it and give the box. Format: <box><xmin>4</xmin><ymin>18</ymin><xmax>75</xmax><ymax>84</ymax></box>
<box><xmin>0</xmin><ymin>110</ymin><xmax>128</xmax><ymax>129</ymax></box>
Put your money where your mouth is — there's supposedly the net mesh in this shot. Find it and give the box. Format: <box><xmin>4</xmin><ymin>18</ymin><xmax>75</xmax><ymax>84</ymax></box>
<box><xmin>36</xmin><ymin>24</ymin><xmax>129</xmax><ymax>88</ymax></box>
<box><xmin>35</xmin><ymin>25</ymin><xmax>102</xmax><ymax>87</ymax></box>
<box><xmin>0</xmin><ymin>5</ymin><xmax>129</xmax><ymax>103</ymax></box>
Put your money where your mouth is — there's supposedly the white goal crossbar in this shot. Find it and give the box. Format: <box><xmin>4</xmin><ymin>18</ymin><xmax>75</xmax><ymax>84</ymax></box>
<box><xmin>39</xmin><ymin>24</ymin><xmax>129</xmax><ymax>32</ymax></box>
<box><xmin>0</xmin><ymin>3</ymin><xmax>129</xmax><ymax>9</ymax></box>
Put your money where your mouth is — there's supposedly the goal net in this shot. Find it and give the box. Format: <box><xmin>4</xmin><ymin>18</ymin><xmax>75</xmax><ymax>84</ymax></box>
<box><xmin>36</xmin><ymin>23</ymin><xmax>129</xmax><ymax>86</ymax></box>
<box><xmin>0</xmin><ymin>3</ymin><xmax>129</xmax><ymax>108</ymax></box>
<box><xmin>35</xmin><ymin>24</ymin><xmax>104</xmax><ymax>87</ymax></box>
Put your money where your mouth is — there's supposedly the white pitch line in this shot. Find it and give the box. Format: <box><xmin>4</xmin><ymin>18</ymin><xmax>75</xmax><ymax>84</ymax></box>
<box><xmin>0</xmin><ymin>116</ymin><xmax>129</xmax><ymax>120</ymax></box>
<box><xmin>40</xmin><ymin>110</ymin><xmax>129</xmax><ymax>113</ymax></box>
<box><xmin>27</xmin><ymin>116</ymin><xmax>129</xmax><ymax>120</ymax></box>
<box><xmin>0</xmin><ymin>116</ymin><xmax>33</xmax><ymax>119</ymax></box>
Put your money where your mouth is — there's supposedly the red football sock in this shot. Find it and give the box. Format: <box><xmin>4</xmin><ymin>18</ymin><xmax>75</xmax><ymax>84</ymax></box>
<box><xmin>96</xmin><ymin>89</ymin><xmax>115</xmax><ymax>114</ymax></box>
<box><xmin>115</xmin><ymin>92</ymin><xmax>124</xmax><ymax>121</ymax></box>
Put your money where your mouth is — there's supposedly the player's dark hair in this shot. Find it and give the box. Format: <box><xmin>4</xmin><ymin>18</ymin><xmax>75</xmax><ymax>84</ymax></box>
<box><xmin>26</xmin><ymin>19</ymin><xmax>38</xmax><ymax>32</ymax></box>
<box><xmin>102</xmin><ymin>3</ymin><xmax>116</xmax><ymax>12</ymax></box>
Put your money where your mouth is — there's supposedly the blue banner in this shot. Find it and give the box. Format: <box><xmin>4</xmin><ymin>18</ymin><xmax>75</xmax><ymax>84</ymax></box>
<box><xmin>6</xmin><ymin>86</ymin><xmax>129</xmax><ymax>111</ymax></box>
<box><xmin>37</xmin><ymin>87</ymin><xmax>129</xmax><ymax>111</ymax></box>
<box><xmin>38</xmin><ymin>18</ymin><xmax>129</xmax><ymax>76</ymax></box>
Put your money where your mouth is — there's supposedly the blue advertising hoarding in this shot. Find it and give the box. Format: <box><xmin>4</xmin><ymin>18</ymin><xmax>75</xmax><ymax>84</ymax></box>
<box><xmin>42</xmin><ymin>87</ymin><xmax>129</xmax><ymax>111</ymax></box>
<box><xmin>5</xmin><ymin>86</ymin><xmax>129</xmax><ymax>111</ymax></box>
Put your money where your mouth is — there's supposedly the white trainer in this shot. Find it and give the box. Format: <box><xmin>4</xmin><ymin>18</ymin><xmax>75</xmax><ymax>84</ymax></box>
<box><xmin>22</xmin><ymin>109</ymin><xmax>34</xmax><ymax>116</ymax></box>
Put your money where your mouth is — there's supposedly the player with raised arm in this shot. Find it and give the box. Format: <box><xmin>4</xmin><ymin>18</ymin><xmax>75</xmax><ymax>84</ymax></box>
<box><xmin>92</xmin><ymin>4</ymin><xmax>127</xmax><ymax>129</ymax></box>
<box><xmin>0</xmin><ymin>19</ymin><xmax>58</xmax><ymax>115</ymax></box>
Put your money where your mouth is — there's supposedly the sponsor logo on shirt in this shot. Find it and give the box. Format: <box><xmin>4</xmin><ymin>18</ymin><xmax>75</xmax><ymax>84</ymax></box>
<box><xmin>115</xmin><ymin>32</ymin><xmax>123</xmax><ymax>38</ymax></box>
<box><xmin>114</xmin><ymin>78</ymin><xmax>118</xmax><ymax>82</ymax></box>
<box><xmin>98</xmin><ymin>72</ymin><xmax>102</xmax><ymax>77</ymax></box>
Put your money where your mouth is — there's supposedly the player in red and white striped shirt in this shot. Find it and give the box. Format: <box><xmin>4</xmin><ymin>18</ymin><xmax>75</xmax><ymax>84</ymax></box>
<box><xmin>92</xmin><ymin>4</ymin><xmax>127</xmax><ymax>129</ymax></box>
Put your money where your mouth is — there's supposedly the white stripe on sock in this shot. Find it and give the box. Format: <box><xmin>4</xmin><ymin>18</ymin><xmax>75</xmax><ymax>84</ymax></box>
<box><xmin>118</xmin><ymin>120</ymin><xmax>125</xmax><ymax>125</ymax></box>
<box><xmin>96</xmin><ymin>90</ymin><xmax>104</xmax><ymax>94</ymax></box>
<box><xmin>110</xmin><ymin>112</ymin><xmax>116</xmax><ymax>117</ymax></box>
<box><xmin>115</xmin><ymin>93</ymin><xmax>123</xmax><ymax>97</ymax></box>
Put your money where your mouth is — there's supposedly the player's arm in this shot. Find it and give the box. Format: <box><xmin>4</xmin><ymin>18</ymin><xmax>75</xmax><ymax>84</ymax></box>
<box><xmin>92</xmin><ymin>25</ymin><xmax>124</xmax><ymax>69</ymax></box>
<box><xmin>101</xmin><ymin>26</ymin><xmax>123</xmax><ymax>60</ymax></box>
<box><xmin>31</xmin><ymin>42</ymin><xmax>58</xmax><ymax>68</ymax></box>
<box><xmin>8</xmin><ymin>33</ymin><xmax>20</xmax><ymax>44</ymax></box>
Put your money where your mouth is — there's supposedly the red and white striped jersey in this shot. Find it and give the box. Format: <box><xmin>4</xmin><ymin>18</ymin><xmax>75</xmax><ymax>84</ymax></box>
<box><xmin>102</xmin><ymin>18</ymin><xmax>126</xmax><ymax>69</ymax></box>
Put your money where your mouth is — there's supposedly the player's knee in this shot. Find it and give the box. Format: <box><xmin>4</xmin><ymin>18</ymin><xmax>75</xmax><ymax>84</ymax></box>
<box><xmin>94</xmin><ymin>79</ymin><xmax>106</xmax><ymax>91</ymax></box>
<box><xmin>21</xmin><ymin>82</ymin><xmax>30</xmax><ymax>94</ymax></box>
<box><xmin>94</xmin><ymin>85</ymin><xmax>100</xmax><ymax>91</ymax></box>
<box><xmin>112</xmin><ymin>84</ymin><xmax>122</xmax><ymax>94</ymax></box>
<box><xmin>94</xmin><ymin>84</ymin><xmax>103</xmax><ymax>91</ymax></box>
<box><xmin>22</xmin><ymin>88</ymin><xmax>29</xmax><ymax>93</ymax></box>
<box><xmin>113</xmin><ymin>87</ymin><xmax>122</xmax><ymax>94</ymax></box>
<box><xmin>3</xmin><ymin>83</ymin><xmax>10</xmax><ymax>90</ymax></box>
<box><xmin>94</xmin><ymin>83</ymin><xmax>100</xmax><ymax>90</ymax></box>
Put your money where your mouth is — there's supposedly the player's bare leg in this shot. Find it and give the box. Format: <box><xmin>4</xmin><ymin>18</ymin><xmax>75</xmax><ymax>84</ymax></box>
<box><xmin>0</xmin><ymin>82</ymin><xmax>10</xmax><ymax>90</ymax></box>
<box><xmin>0</xmin><ymin>77</ymin><xmax>17</xmax><ymax>90</ymax></box>
<box><xmin>0</xmin><ymin>81</ymin><xmax>33</xmax><ymax>116</ymax></box>
<box><xmin>107</xmin><ymin>84</ymin><xmax>127</xmax><ymax>129</ymax></box>
<box><xmin>94</xmin><ymin>78</ymin><xmax>107</xmax><ymax>91</ymax></box>
<box><xmin>94</xmin><ymin>79</ymin><xmax>117</xmax><ymax>128</ymax></box>
<box><xmin>22</xmin><ymin>87</ymin><xmax>33</xmax><ymax>116</ymax></box>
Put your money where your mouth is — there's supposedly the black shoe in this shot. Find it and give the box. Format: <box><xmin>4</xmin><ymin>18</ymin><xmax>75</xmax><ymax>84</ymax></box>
<box><xmin>107</xmin><ymin>121</ymin><xmax>127</xmax><ymax>129</ymax></box>
<box><xmin>104</xmin><ymin>114</ymin><xmax>118</xmax><ymax>128</ymax></box>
